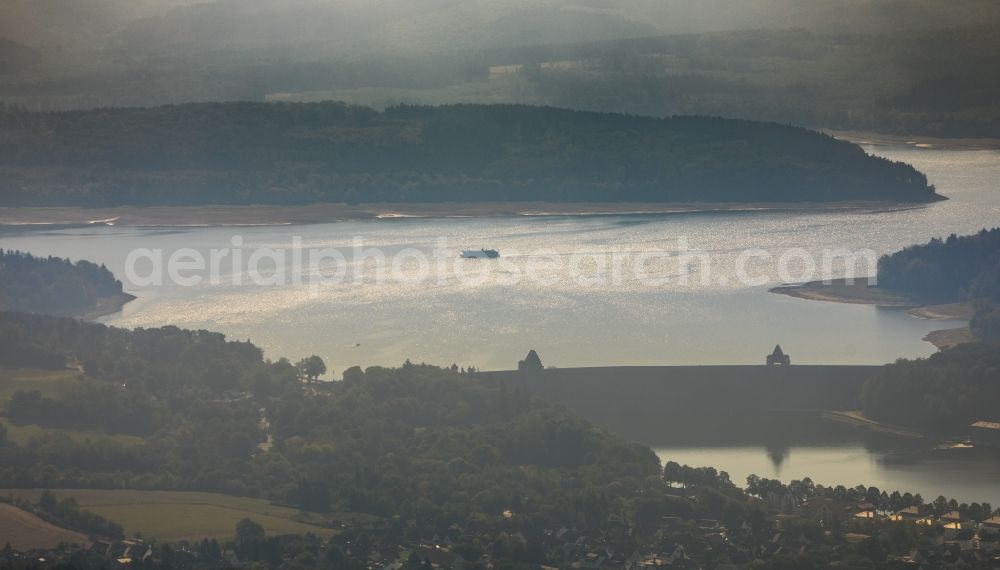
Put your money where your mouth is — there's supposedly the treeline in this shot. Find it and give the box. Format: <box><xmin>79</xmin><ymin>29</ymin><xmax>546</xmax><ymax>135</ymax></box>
<box><xmin>2</xmin><ymin>491</ymin><xmax>123</xmax><ymax>540</ymax></box>
<box><xmin>878</xmin><ymin>228</ymin><xmax>1000</xmax><ymax>303</ymax></box>
<box><xmin>0</xmin><ymin>102</ymin><xmax>939</xmax><ymax>206</ymax></box>
<box><xmin>9</xmin><ymin>382</ymin><xmax>166</xmax><ymax>436</ymax></box>
<box><xmin>0</xmin><ymin>310</ymin><xmax>660</xmax><ymax>524</ymax></box>
<box><xmin>36</xmin><ymin>490</ymin><xmax>124</xmax><ymax>539</ymax></box>
<box><xmin>0</xmin><ymin>249</ymin><xmax>123</xmax><ymax>315</ymax></box>
<box><xmin>862</xmin><ymin>342</ymin><xmax>1000</xmax><ymax>433</ymax></box>
<box><xmin>0</xmin><ymin>310</ymin><xmax>266</xmax><ymax>397</ymax></box>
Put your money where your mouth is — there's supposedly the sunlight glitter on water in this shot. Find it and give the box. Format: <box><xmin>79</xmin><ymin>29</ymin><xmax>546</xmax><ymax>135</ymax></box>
<box><xmin>2</xmin><ymin>146</ymin><xmax>998</xmax><ymax>371</ymax></box>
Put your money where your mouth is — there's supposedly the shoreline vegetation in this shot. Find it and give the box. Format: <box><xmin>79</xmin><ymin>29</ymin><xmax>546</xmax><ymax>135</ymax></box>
<box><xmin>78</xmin><ymin>291</ymin><xmax>136</xmax><ymax>321</ymax></box>
<box><xmin>0</xmin><ymin>200</ymin><xmax>929</xmax><ymax>229</ymax></box>
<box><xmin>770</xmin><ymin>278</ymin><xmax>974</xmax><ymax>349</ymax></box>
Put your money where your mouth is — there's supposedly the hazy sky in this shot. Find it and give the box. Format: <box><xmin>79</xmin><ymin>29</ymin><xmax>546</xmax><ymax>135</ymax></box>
<box><xmin>3</xmin><ymin>0</ymin><xmax>996</xmax><ymax>55</ymax></box>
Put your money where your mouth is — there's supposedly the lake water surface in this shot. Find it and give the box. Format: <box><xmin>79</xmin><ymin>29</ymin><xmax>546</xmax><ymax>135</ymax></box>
<box><xmin>4</xmin><ymin>144</ymin><xmax>999</xmax><ymax>503</ymax></box>
<box><xmin>4</xmin><ymin>145</ymin><xmax>997</xmax><ymax>372</ymax></box>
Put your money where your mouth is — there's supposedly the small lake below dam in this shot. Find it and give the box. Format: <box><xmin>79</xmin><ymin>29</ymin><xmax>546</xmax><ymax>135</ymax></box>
<box><xmin>649</xmin><ymin>411</ymin><xmax>1000</xmax><ymax>506</ymax></box>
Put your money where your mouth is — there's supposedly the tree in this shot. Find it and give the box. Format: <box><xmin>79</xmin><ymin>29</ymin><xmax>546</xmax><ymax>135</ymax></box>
<box><xmin>38</xmin><ymin>490</ymin><xmax>57</xmax><ymax>513</ymax></box>
<box><xmin>296</xmin><ymin>356</ymin><xmax>327</xmax><ymax>383</ymax></box>
<box><xmin>343</xmin><ymin>365</ymin><xmax>365</xmax><ymax>383</ymax></box>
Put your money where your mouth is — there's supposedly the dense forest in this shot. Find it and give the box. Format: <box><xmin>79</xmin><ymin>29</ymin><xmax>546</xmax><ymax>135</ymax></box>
<box><xmin>877</xmin><ymin>228</ymin><xmax>1000</xmax><ymax>304</ymax></box>
<box><xmin>862</xmin><ymin>342</ymin><xmax>1000</xmax><ymax>433</ymax></box>
<box><xmin>0</xmin><ymin>311</ymin><xmax>658</xmax><ymax>526</ymax></box>
<box><xmin>0</xmin><ymin>102</ymin><xmax>939</xmax><ymax>206</ymax></box>
<box><xmin>4</xmin><ymin>310</ymin><xmax>1000</xmax><ymax>568</ymax></box>
<box><xmin>0</xmin><ymin>249</ymin><xmax>124</xmax><ymax>315</ymax></box>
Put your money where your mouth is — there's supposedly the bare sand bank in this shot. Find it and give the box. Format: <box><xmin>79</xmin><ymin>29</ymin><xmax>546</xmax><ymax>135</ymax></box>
<box><xmin>0</xmin><ymin>200</ymin><xmax>923</xmax><ymax>229</ymax></box>
<box><xmin>922</xmin><ymin>327</ymin><xmax>976</xmax><ymax>350</ymax></box>
<box><xmin>822</xmin><ymin>410</ymin><xmax>924</xmax><ymax>439</ymax></box>
<box><xmin>769</xmin><ymin>278</ymin><xmax>915</xmax><ymax>307</ymax></box>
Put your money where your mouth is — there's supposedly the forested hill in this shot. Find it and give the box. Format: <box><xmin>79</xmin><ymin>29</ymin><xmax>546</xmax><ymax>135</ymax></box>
<box><xmin>0</xmin><ymin>250</ymin><xmax>125</xmax><ymax>315</ymax></box>
<box><xmin>877</xmin><ymin>228</ymin><xmax>1000</xmax><ymax>304</ymax></box>
<box><xmin>0</xmin><ymin>102</ymin><xmax>939</xmax><ymax>206</ymax></box>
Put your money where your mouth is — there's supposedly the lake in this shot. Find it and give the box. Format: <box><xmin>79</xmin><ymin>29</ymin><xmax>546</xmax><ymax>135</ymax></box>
<box><xmin>4</xmin><ymin>145</ymin><xmax>997</xmax><ymax>372</ymax></box>
<box><xmin>3</xmin><ymin>144</ymin><xmax>999</xmax><ymax>503</ymax></box>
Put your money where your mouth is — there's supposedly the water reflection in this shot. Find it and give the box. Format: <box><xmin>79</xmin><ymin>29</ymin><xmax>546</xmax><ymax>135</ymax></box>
<box><xmin>766</xmin><ymin>443</ymin><xmax>790</xmax><ymax>471</ymax></box>
<box><xmin>645</xmin><ymin>411</ymin><xmax>1000</xmax><ymax>506</ymax></box>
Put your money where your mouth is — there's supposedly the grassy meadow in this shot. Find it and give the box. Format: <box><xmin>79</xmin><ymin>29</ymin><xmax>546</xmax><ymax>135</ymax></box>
<box><xmin>0</xmin><ymin>367</ymin><xmax>144</xmax><ymax>446</ymax></box>
<box><xmin>0</xmin><ymin>489</ymin><xmax>358</xmax><ymax>543</ymax></box>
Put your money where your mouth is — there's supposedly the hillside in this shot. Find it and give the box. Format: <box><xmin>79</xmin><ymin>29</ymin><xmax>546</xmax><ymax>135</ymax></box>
<box><xmin>862</xmin><ymin>341</ymin><xmax>1000</xmax><ymax>433</ymax></box>
<box><xmin>877</xmin><ymin>228</ymin><xmax>1000</xmax><ymax>305</ymax></box>
<box><xmin>0</xmin><ymin>503</ymin><xmax>88</xmax><ymax>550</ymax></box>
<box><xmin>0</xmin><ymin>311</ymin><xmax>659</xmax><ymax>527</ymax></box>
<box><xmin>0</xmin><ymin>102</ymin><xmax>939</xmax><ymax>206</ymax></box>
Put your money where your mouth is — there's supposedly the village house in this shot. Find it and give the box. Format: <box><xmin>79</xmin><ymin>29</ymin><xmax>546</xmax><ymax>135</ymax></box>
<box><xmin>940</xmin><ymin>510</ymin><xmax>964</xmax><ymax>523</ymax></box>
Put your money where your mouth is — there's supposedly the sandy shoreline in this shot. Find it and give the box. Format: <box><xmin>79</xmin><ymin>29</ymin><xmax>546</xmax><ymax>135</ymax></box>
<box><xmin>771</xmin><ymin>279</ymin><xmax>975</xmax><ymax>349</ymax></box>
<box><xmin>769</xmin><ymin>278</ymin><xmax>916</xmax><ymax>307</ymax></box>
<box><xmin>0</xmin><ymin>200</ymin><xmax>926</xmax><ymax>229</ymax></box>
<box><xmin>822</xmin><ymin>410</ymin><xmax>924</xmax><ymax>439</ymax></box>
<box><xmin>78</xmin><ymin>292</ymin><xmax>137</xmax><ymax>321</ymax></box>
<box><xmin>922</xmin><ymin>327</ymin><xmax>975</xmax><ymax>350</ymax></box>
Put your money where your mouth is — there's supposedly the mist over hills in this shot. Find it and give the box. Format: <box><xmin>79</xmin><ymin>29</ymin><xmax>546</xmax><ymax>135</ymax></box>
<box><xmin>3</xmin><ymin>0</ymin><xmax>997</xmax><ymax>54</ymax></box>
<box><xmin>1</xmin><ymin>0</ymin><xmax>999</xmax><ymax>136</ymax></box>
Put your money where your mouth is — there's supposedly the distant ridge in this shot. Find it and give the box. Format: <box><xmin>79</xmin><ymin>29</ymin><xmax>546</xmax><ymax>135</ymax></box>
<box><xmin>0</xmin><ymin>102</ymin><xmax>941</xmax><ymax>206</ymax></box>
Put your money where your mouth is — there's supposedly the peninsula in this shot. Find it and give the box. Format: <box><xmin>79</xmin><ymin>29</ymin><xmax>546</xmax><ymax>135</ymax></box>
<box><xmin>771</xmin><ymin>229</ymin><xmax>1000</xmax><ymax>348</ymax></box>
<box><xmin>0</xmin><ymin>102</ymin><xmax>941</xmax><ymax>207</ymax></box>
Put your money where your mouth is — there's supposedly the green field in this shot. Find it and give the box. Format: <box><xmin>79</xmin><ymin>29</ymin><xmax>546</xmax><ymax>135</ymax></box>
<box><xmin>0</xmin><ymin>366</ymin><xmax>78</xmax><ymax>402</ymax></box>
<box><xmin>0</xmin><ymin>417</ymin><xmax>145</xmax><ymax>447</ymax></box>
<box><xmin>0</xmin><ymin>367</ymin><xmax>145</xmax><ymax>446</ymax></box>
<box><xmin>0</xmin><ymin>489</ymin><xmax>367</xmax><ymax>543</ymax></box>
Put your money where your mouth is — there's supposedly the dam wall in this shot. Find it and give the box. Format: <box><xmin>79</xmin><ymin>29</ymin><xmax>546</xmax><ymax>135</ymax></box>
<box><xmin>483</xmin><ymin>365</ymin><xmax>880</xmax><ymax>443</ymax></box>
